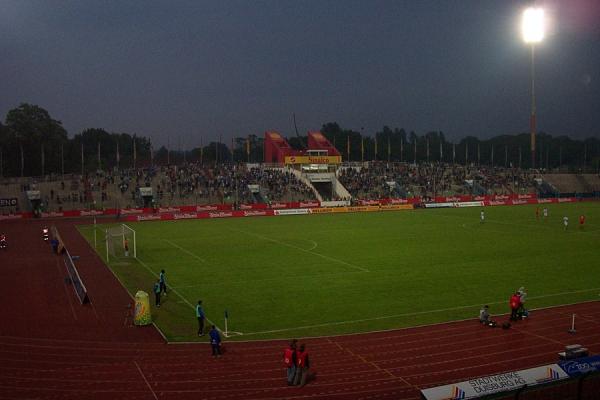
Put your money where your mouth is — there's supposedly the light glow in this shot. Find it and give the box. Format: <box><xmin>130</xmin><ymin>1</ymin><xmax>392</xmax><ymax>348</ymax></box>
<box><xmin>522</xmin><ymin>8</ymin><xmax>545</xmax><ymax>43</ymax></box>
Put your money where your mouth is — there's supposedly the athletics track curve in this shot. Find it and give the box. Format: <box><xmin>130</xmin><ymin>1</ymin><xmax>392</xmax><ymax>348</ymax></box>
<box><xmin>0</xmin><ymin>218</ymin><xmax>599</xmax><ymax>399</ymax></box>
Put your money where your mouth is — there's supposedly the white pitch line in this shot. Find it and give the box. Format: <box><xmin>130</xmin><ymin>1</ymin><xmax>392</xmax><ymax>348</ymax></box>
<box><xmin>134</xmin><ymin>360</ymin><xmax>158</xmax><ymax>400</ymax></box>
<box><xmin>241</xmin><ymin>287</ymin><xmax>600</xmax><ymax>336</ymax></box>
<box><xmin>170</xmin><ymin>270</ymin><xmax>366</xmax><ymax>289</ymax></box>
<box><xmin>164</xmin><ymin>239</ymin><xmax>207</xmax><ymax>263</ymax></box>
<box><xmin>307</xmin><ymin>239</ymin><xmax>318</xmax><ymax>251</ymax></box>
<box><xmin>136</xmin><ymin>256</ymin><xmax>222</xmax><ymax>332</ymax></box>
<box><xmin>230</xmin><ymin>228</ymin><xmax>369</xmax><ymax>273</ymax></box>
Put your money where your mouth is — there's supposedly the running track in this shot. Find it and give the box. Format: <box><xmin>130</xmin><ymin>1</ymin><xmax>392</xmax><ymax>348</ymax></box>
<box><xmin>1</xmin><ymin>219</ymin><xmax>599</xmax><ymax>399</ymax></box>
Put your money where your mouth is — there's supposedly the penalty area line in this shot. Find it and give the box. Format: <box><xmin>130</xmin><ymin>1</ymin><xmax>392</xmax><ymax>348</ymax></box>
<box><xmin>230</xmin><ymin>228</ymin><xmax>369</xmax><ymax>273</ymax></box>
<box><xmin>164</xmin><ymin>239</ymin><xmax>207</xmax><ymax>263</ymax></box>
<box><xmin>241</xmin><ymin>287</ymin><xmax>600</xmax><ymax>336</ymax></box>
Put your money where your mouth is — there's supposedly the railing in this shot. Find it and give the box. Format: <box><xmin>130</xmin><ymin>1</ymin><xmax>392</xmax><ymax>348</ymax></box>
<box><xmin>51</xmin><ymin>226</ymin><xmax>89</xmax><ymax>304</ymax></box>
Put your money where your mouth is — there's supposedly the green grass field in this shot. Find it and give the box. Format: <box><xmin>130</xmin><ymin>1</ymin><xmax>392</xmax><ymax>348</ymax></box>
<box><xmin>78</xmin><ymin>202</ymin><xmax>600</xmax><ymax>342</ymax></box>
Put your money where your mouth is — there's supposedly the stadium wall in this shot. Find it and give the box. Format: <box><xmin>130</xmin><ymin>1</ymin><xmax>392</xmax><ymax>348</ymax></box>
<box><xmin>0</xmin><ymin>193</ymin><xmax>589</xmax><ymax>222</ymax></box>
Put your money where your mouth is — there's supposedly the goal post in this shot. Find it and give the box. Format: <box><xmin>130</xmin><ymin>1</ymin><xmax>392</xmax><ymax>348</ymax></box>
<box><xmin>123</xmin><ymin>224</ymin><xmax>137</xmax><ymax>258</ymax></box>
<box><xmin>106</xmin><ymin>224</ymin><xmax>137</xmax><ymax>262</ymax></box>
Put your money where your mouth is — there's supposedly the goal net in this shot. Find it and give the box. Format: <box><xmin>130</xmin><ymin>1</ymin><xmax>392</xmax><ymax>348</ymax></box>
<box><xmin>106</xmin><ymin>224</ymin><xmax>137</xmax><ymax>262</ymax></box>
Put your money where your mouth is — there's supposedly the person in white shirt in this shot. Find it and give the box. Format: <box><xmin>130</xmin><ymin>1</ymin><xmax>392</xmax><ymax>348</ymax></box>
<box><xmin>563</xmin><ymin>216</ymin><xmax>569</xmax><ymax>230</ymax></box>
<box><xmin>480</xmin><ymin>210</ymin><xmax>485</xmax><ymax>223</ymax></box>
<box><xmin>517</xmin><ymin>287</ymin><xmax>528</xmax><ymax>318</ymax></box>
<box><xmin>479</xmin><ymin>305</ymin><xmax>490</xmax><ymax>324</ymax></box>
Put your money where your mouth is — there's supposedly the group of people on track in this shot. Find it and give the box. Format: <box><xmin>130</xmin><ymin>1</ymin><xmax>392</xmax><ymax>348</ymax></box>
<box><xmin>284</xmin><ymin>339</ymin><xmax>312</xmax><ymax>387</ymax></box>
<box><xmin>479</xmin><ymin>287</ymin><xmax>529</xmax><ymax>326</ymax></box>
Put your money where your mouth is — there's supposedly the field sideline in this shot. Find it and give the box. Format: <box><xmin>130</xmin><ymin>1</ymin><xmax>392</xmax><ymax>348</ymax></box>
<box><xmin>78</xmin><ymin>202</ymin><xmax>600</xmax><ymax>341</ymax></box>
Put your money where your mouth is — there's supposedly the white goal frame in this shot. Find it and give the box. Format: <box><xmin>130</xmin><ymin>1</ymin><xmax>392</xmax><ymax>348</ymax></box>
<box><xmin>105</xmin><ymin>224</ymin><xmax>137</xmax><ymax>262</ymax></box>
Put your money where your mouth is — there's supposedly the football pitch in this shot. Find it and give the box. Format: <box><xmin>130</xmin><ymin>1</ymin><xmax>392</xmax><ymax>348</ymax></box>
<box><xmin>79</xmin><ymin>202</ymin><xmax>600</xmax><ymax>342</ymax></box>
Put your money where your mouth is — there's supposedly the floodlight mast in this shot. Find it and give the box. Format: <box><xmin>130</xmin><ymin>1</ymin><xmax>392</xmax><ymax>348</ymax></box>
<box><xmin>522</xmin><ymin>7</ymin><xmax>545</xmax><ymax>169</ymax></box>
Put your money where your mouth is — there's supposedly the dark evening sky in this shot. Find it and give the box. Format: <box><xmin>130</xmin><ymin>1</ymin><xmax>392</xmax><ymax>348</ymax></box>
<box><xmin>1</xmin><ymin>0</ymin><xmax>599</xmax><ymax>147</ymax></box>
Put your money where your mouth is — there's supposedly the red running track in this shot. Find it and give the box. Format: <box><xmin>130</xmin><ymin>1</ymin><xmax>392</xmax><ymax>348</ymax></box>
<box><xmin>0</xmin><ymin>219</ymin><xmax>599</xmax><ymax>399</ymax></box>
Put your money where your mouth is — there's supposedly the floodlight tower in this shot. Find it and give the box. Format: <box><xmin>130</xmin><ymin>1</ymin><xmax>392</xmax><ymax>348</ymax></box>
<box><xmin>522</xmin><ymin>7</ymin><xmax>545</xmax><ymax>169</ymax></box>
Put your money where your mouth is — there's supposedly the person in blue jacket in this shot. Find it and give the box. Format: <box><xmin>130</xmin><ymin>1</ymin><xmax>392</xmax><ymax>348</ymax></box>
<box><xmin>159</xmin><ymin>269</ymin><xmax>167</xmax><ymax>295</ymax></box>
<box><xmin>196</xmin><ymin>300</ymin><xmax>205</xmax><ymax>336</ymax></box>
<box><xmin>209</xmin><ymin>325</ymin><xmax>221</xmax><ymax>357</ymax></box>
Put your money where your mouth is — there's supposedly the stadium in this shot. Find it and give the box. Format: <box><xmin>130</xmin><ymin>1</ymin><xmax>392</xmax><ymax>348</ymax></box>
<box><xmin>2</xmin><ymin>126</ymin><xmax>600</xmax><ymax>399</ymax></box>
<box><xmin>1</xmin><ymin>2</ymin><xmax>600</xmax><ymax>400</ymax></box>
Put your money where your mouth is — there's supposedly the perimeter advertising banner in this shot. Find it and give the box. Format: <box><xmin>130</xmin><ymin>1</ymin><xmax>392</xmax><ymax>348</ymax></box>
<box><xmin>284</xmin><ymin>155</ymin><xmax>341</xmax><ymax>164</ymax></box>
<box><xmin>0</xmin><ymin>198</ymin><xmax>18</xmax><ymax>207</ymax></box>
<box><xmin>421</xmin><ymin>364</ymin><xmax>568</xmax><ymax>400</ymax></box>
<box><xmin>379</xmin><ymin>204</ymin><xmax>413</xmax><ymax>211</ymax></box>
<box><xmin>559</xmin><ymin>355</ymin><xmax>600</xmax><ymax>377</ymax></box>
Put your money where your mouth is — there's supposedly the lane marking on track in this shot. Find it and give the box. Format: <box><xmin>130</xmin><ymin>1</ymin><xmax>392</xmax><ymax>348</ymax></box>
<box><xmin>510</xmin><ymin>324</ymin><xmax>569</xmax><ymax>346</ymax></box>
<box><xmin>240</xmin><ymin>287</ymin><xmax>600</xmax><ymax>336</ymax></box>
<box><xmin>136</xmin><ymin>256</ymin><xmax>224</xmax><ymax>333</ymax></box>
<box><xmin>229</xmin><ymin>228</ymin><xmax>369</xmax><ymax>273</ymax></box>
<box><xmin>164</xmin><ymin>239</ymin><xmax>207</xmax><ymax>263</ymax></box>
<box><xmin>549</xmin><ymin>308</ymin><xmax>600</xmax><ymax>326</ymax></box>
<box><xmin>134</xmin><ymin>360</ymin><xmax>158</xmax><ymax>400</ymax></box>
<box><xmin>55</xmin><ymin>258</ymin><xmax>78</xmax><ymax>321</ymax></box>
<box><xmin>401</xmin><ymin>350</ymin><xmax>559</xmax><ymax>381</ymax></box>
<box><xmin>328</xmin><ymin>338</ymin><xmax>413</xmax><ymax>387</ymax></box>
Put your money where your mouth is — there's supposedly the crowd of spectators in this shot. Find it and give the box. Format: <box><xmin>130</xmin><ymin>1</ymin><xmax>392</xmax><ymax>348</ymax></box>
<box><xmin>5</xmin><ymin>161</ymin><xmax>540</xmax><ymax>212</ymax></box>
<box><xmin>26</xmin><ymin>164</ymin><xmax>317</xmax><ymax>209</ymax></box>
<box><xmin>145</xmin><ymin>164</ymin><xmax>315</xmax><ymax>205</ymax></box>
<box><xmin>338</xmin><ymin>162</ymin><xmax>538</xmax><ymax>199</ymax></box>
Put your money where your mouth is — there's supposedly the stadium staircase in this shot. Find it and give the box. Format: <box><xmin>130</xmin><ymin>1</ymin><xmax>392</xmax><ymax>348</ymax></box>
<box><xmin>537</xmin><ymin>179</ymin><xmax>559</xmax><ymax>198</ymax></box>
<box><xmin>332</xmin><ymin>174</ymin><xmax>352</xmax><ymax>200</ymax></box>
<box><xmin>392</xmin><ymin>181</ymin><xmax>408</xmax><ymax>198</ymax></box>
<box><xmin>254</xmin><ymin>187</ymin><xmax>268</xmax><ymax>204</ymax></box>
<box><xmin>542</xmin><ymin>174</ymin><xmax>586</xmax><ymax>194</ymax></box>
<box><xmin>289</xmin><ymin>168</ymin><xmax>323</xmax><ymax>202</ymax></box>
<box><xmin>301</xmin><ymin>172</ymin><xmax>352</xmax><ymax>202</ymax></box>
<box><xmin>470</xmin><ymin>181</ymin><xmax>487</xmax><ymax>196</ymax></box>
<box><xmin>579</xmin><ymin>174</ymin><xmax>600</xmax><ymax>193</ymax></box>
<box><xmin>1</xmin><ymin>219</ymin><xmax>600</xmax><ymax>399</ymax></box>
<box><xmin>574</xmin><ymin>174</ymin><xmax>593</xmax><ymax>193</ymax></box>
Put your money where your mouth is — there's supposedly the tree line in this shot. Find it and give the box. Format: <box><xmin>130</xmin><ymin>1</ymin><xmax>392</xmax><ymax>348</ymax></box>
<box><xmin>0</xmin><ymin>103</ymin><xmax>598</xmax><ymax>178</ymax></box>
<box><xmin>319</xmin><ymin>123</ymin><xmax>599</xmax><ymax>171</ymax></box>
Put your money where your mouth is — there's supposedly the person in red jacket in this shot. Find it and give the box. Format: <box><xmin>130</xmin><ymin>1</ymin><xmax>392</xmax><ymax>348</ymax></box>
<box><xmin>283</xmin><ymin>339</ymin><xmax>297</xmax><ymax>386</ymax></box>
<box><xmin>510</xmin><ymin>292</ymin><xmax>521</xmax><ymax>321</ymax></box>
<box><xmin>293</xmin><ymin>344</ymin><xmax>311</xmax><ymax>387</ymax></box>
<box><xmin>579</xmin><ymin>214</ymin><xmax>586</xmax><ymax>229</ymax></box>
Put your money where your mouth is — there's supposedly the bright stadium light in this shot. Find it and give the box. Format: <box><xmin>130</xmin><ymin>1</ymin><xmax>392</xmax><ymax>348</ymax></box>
<box><xmin>521</xmin><ymin>6</ymin><xmax>545</xmax><ymax>169</ymax></box>
<box><xmin>522</xmin><ymin>7</ymin><xmax>545</xmax><ymax>43</ymax></box>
